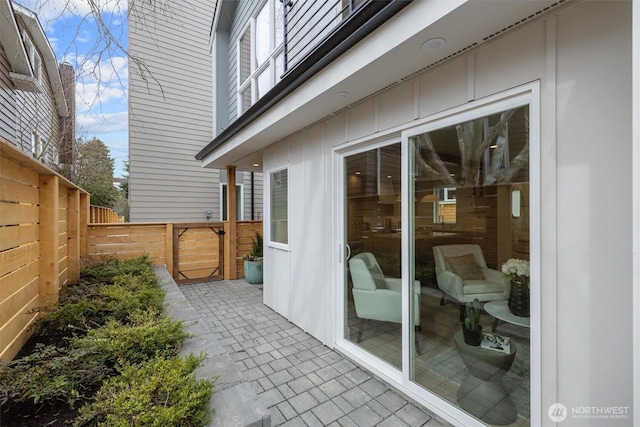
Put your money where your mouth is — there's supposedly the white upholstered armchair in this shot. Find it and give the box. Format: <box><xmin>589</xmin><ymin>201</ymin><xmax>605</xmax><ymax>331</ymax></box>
<box><xmin>433</xmin><ymin>244</ymin><xmax>510</xmax><ymax>319</ymax></box>
<box><xmin>348</xmin><ymin>252</ymin><xmax>421</xmax><ymax>344</ymax></box>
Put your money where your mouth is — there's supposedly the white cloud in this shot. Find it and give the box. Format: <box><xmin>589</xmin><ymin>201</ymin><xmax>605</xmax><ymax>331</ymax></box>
<box><xmin>70</xmin><ymin>54</ymin><xmax>128</xmax><ymax>113</ymax></box>
<box><xmin>76</xmin><ymin>83</ymin><xmax>127</xmax><ymax>114</ymax></box>
<box><xmin>19</xmin><ymin>0</ymin><xmax>127</xmax><ymax>22</ymax></box>
<box><xmin>76</xmin><ymin>111</ymin><xmax>128</xmax><ymax>134</ymax></box>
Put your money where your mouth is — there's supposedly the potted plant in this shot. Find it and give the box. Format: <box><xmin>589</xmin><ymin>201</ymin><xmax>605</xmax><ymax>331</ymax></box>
<box><xmin>243</xmin><ymin>231</ymin><xmax>263</xmax><ymax>284</ymax></box>
<box><xmin>501</xmin><ymin>258</ymin><xmax>530</xmax><ymax>317</ymax></box>
<box><xmin>462</xmin><ymin>298</ymin><xmax>483</xmax><ymax>346</ymax></box>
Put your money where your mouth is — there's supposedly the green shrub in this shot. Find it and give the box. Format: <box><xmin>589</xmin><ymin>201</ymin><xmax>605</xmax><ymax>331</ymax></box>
<box><xmin>30</xmin><ymin>282</ymin><xmax>107</xmax><ymax>339</ymax></box>
<box><xmin>0</xmin><ymin>344</ymin><xmax>109</xmax><ymax>409</ymax></box>
<box><xmin>75</xmin><ymin>354</ymin><xmax>213</xmax><ymax>427</ymax></box>
<box><xmin>75</xmin><ymin>311</ymin><xmax>189</xmax><ymax>365</ymax></box>
<box><xmin>2</xmin><ymin>255</ymin><xmax>213</xmax><ymax>426</ymax></box>
<box><xmin>80</xmin><ymin>255</ymin><xmax>154</xmax><ymax>281</ymax></box>
<box><xmin>32</xmin><ymin>257</ymin><xmax>162</xmax><ymax>337</ymax></box>
<box><xmin>99</xmin><ymin>273</ymin><xmax>164</xmax><ymax>322</ymax></box>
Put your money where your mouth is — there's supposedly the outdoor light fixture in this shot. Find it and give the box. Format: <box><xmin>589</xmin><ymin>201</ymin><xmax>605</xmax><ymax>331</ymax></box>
<box><xmin>335</xmin><ymin>91</ymin><xmax>350</xmax><ymax>98</ymax></box>
<box><xmin>421</xmin><ymin>37</ymin><xmax>445</xmax><ymax>52</ymax></box>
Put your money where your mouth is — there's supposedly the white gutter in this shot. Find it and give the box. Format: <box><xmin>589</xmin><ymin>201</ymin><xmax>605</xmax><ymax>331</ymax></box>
<box><xmin>0</xmin><ymin>0</ymin><xmax>32</xmax><ymax>76</ymax></box>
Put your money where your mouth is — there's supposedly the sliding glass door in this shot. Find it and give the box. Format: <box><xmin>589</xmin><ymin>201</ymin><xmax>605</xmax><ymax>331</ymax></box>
<box><xmin>343</xmin><ymin>143</ymin><xmax>406</xmax><ymax>369</ymax></box>
<box><xmin>406</xmin><ymin>104</ymin><xmax>531</xmax><ymax>425</ymax></box>
<box><xmin>338</xmin><ymin>87</ymin><xmax>535</xmax><ymax>426</ymax></box>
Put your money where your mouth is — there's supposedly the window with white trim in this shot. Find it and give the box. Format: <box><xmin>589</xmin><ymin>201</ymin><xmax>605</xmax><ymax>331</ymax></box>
<box><xmin>237</xmin><ymin>0</ymin><xmax>284</xmax><ymax>115</ymax></box>
<box><xmin>31</xmin><ymin>132</ymin><xmax>41</xmax><ymax>158</ymax></box>
<box><xmin>23</xmin><ymin>32</ymin><xmax>41</xmax><ymax>81</ymax></box>
<box><xmin>269</xmin><ymin>167</ymin><xmax>288</xmax><ymax>245</ymax></box>
<box><xmin>221</xmin><ymin>183</ymin><xmax>244</xmax><ymax>221</ymax></box>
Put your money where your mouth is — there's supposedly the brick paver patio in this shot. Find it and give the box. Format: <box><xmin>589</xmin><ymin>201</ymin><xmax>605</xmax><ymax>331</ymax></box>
<box><xmin>180</xmin><ymin>279</ymin><xmax>450</xmax><ymax>427</ymax></box>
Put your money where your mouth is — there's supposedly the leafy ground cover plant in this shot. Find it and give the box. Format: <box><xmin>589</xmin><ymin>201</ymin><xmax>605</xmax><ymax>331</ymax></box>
<box><xmin>75</xmin><ymin>310</ymin><xmax>189</xmax><ymax>366</ymax></box>
<box><xmin>75</xmin><ymin>354</ymin><xmax>212</xmax><ymax>427</ymax></box>
<box><xmin>0</xmin><ymin>255</ymin><xmax>213</xmax><ymax>426</ymax></box>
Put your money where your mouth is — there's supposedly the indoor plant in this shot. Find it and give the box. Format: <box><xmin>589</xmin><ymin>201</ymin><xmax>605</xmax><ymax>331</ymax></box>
<box><xmin>243</xmin><ymin>231</ymin><xmax>263</xmax><ymax>284</ymax></box>
<box><xmin>462</xmin><ymin>298</ymin><xmax>483</xmax><ymax>346</ymax></box>
<box><xmin>502</xmin><ymin>258</ymin><xmax>530</xmax><ymax>317</ymax></box>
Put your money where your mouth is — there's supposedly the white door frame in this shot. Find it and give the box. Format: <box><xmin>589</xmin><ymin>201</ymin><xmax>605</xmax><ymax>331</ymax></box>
<box><xmin>332</xmin><ymin>82</ymin><xmax>542</xmax><ymax>426</ymax></box>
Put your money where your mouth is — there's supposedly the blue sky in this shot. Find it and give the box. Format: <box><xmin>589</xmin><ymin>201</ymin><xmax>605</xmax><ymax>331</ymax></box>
<box><xmin>20</xmin><ymin>0</ymin><xmax>129</xmax><ymax>177</ymax></box>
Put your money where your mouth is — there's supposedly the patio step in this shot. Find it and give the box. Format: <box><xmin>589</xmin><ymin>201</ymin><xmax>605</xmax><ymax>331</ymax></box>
<box><xmin>156</xmin><ymin>266</ymin><xmax>271</xmax><ymax>427</ymax></box>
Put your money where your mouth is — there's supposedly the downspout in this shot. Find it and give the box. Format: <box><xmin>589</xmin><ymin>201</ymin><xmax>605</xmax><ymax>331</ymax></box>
<box><xmin>251</xmin><ymin>171</ymin><xmax>255</xmax><ymax>220</ymax></box>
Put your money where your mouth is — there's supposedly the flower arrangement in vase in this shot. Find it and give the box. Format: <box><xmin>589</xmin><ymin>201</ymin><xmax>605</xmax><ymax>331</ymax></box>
<box><xmin>502</xmin><ymin>258</ymin><xmax>530</xmax><ymax>317</ymax></box>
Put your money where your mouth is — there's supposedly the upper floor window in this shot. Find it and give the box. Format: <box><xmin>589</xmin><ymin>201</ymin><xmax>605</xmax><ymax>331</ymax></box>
<box><xmin>23</xmin><ymin>32</ymin><xmax>41</xmax><ymax>81</ymax></box>
<box><xmin>238</xmin><ymin>0</ymin><xmax>284</xmax><ymax>115</ymax></box>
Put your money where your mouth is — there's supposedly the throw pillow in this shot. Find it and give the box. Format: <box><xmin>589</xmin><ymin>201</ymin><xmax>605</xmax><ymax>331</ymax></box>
<box><xmin>445</xmin><ymin>253</ymin><xmax>484</xmax><ymax>280</ymax></box>
<box><xmin>368</xmin><ymin>264</ymin><xmax>386</xmax><ymax>289</ymax></box>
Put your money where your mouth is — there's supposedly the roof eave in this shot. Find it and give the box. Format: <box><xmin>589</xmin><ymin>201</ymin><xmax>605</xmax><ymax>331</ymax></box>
<box><xmin>13</xmin><ymin>2</ymin><xmax>70</xmax><ymax>117</ymax></box>
<box><xmin>0</xmin><ymin>0</ymin><xmax>33</xmax><ymax>76</ymax></box>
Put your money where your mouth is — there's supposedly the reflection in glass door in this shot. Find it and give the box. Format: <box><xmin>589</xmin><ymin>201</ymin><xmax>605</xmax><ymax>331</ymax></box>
<box><xmin>408</xmin><ymin>105</ymin><xmax>531</xmax><ymax>426</ymax></box>
<box><xmin>343</xmin><ymin>143</ymin><xmax>407</xmax><ymax>369</ymax></box>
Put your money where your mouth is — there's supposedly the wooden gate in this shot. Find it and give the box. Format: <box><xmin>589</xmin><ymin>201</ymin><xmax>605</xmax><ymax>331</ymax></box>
<box><xmin>173</xmin><ymin>223</ymin><xmax>225</xmax><ymax>284</ymax></box>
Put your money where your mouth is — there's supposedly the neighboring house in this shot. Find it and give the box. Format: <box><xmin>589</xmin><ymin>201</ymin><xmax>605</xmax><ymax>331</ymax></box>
<box><xmin>127</xmin><ymin>0</ymin><xmax>263</xmax><ymax>223</ymax></box>
<box><xmin>197</xmin><ymin>1</ymin><xmax>638</xmax><ymax>426</ymax></box>
<box><xmin>0</xmin><ymin>1</ymin><xmax>74</xmax><ymax>172</ymax></box>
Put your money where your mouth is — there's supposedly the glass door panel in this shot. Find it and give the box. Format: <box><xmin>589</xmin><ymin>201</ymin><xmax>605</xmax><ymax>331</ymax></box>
<box><xmin>344</xmin><ymin>143</ymin><xmax>403</xmax><ymax>369</ymax></box>
<box><xmin>408</xmin><ymin>106</ymin><xmax>531</xmax><ymax>426</ymax></box>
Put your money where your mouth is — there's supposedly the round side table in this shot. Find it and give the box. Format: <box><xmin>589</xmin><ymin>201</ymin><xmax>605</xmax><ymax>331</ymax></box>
<box><xmin>454</xmin><ymin>331</ymin><xmax>518</xmax><ymax>425</ymax></box>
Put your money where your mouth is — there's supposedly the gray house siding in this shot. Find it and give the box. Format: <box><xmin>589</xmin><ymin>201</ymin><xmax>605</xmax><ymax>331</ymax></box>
<box><xmin>15</xmin><ymin>72</ymin><xmax>59</xmax><ymax>163</ymax></box>
<box><xmin>0</xmin><ymin>46</ymin><xmax>17</xmax><ymax>144</ymax></box>
<box><xmin>129</xmin><ymin>0</ymin><xmax>263</xmax><ymax>223</ymax></box>
<box><xmin>129</xmin><ymin>0</ymin><xmax>217</xmax><ymax>222</ymax></box>
<box><xmin>0</xmin><ymin>15</ymin><xmax>65</xmax><ymax>169</ymax></box>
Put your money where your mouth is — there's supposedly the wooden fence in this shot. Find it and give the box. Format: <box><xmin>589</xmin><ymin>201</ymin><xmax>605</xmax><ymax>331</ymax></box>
<box><xmin>0</xmin><ymin>137</ymin><xmax>262</xmax><ymax>361</ymax></box>
<box><xmin>235</xmin><ymin>221</ymin><xmax>263</xmax><ymax>277</ymax></box>
<box><xmin>86</xmin><ymin>220</ymin><xmax>263</xmax><ymax>280</ymax></box>
<box><xmin>90</xmin><ymin>205</ymin><xmax>124</xmax><ymax>223</ymax></box>
<box><xmin>1</xmin><ymin>140</ymin><xmax>89</xmax><ymax>361</ymax></box>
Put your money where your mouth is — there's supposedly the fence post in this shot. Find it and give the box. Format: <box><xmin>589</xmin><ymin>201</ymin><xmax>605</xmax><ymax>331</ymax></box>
<box><xmin>39</xmin><ymin>175</ymin><xmax>60</xmax><ymax>306</ymax></box>
<box><xmin>67</xmin><ymin>188</ymin><xmax>81</xmax><ymax>283</ymax></box>
<box><xmin>225</xmin><ymin>165</ymin><xmax>237</xmax><ymax>280</ymax></box>
<box><xmin>165</xmin><ymin>223</ymin><xmax>173</xmax><ymax>274</ymax></box>
<box><xmin>80</xmin><ymin>193</ymin><xmax>89</xmax><ymax>258</ymax></box>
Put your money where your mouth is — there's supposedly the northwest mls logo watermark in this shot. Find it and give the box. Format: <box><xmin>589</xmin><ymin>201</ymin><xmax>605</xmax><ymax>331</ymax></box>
<box><xmin>548</xmin><ymin>403</ymin><xmax>568</xmax><ymax>422</ymax></box>
<box><xmin>548</xmin><ymin>403</ymin><xmax>630</xmax><ymax>422</ymax></box>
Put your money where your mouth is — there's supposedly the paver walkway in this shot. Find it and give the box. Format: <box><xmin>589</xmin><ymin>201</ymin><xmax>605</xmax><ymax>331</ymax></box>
<box><xmin>181</xmin><ymin>279</ymin><xmax>450</xmax><ymax>427</ymax></box>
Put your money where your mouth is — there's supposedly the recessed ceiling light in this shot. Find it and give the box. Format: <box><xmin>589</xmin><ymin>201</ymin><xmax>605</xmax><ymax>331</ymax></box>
<box><xmin>253</xmin><ymin>163</ymin><xmax>260</xmax><ymax>167</ymax></box>
<box><xmin>335</xmin><ymin>91</ymin><xmax>350</xmax><ymax>98</ymax></box>
<box><xmin>421</xmin><ymin>37</ymin><xmax>445</xmax><ymax>52</ymax></box>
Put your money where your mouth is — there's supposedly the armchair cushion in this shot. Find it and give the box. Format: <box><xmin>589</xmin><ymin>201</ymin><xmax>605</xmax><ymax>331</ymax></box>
<box><xmin>368</xmin><ymin>264</ymin><xmax>386</xmax><ymax>289</ymax></box>
<box><xmin>445</xmin><ymin>254</ymin><xmax>484</xmax><ymax>280</ymax></box>
<box><xmin>348</xmin><ymin>252</ymin><xmax>421</xmax><ymax>326</ymax></box>
<box><xmin>433</xmin><ymin>244</ymin><xmax>510</xmax><ymax>304</ymax></box>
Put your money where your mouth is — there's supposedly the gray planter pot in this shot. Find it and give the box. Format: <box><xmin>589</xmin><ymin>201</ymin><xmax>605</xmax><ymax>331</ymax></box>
<box><xmin>244</xmin><ymin>260</ymin><xmax>263</xmax><ymax>284</ymax></box>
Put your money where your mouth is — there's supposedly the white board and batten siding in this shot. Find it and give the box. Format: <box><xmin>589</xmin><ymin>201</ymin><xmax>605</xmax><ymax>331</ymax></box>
<box><xmin>262</xmin><ymin>1</ymin><xmax>632</xmax><ymax>418</ymax></box>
